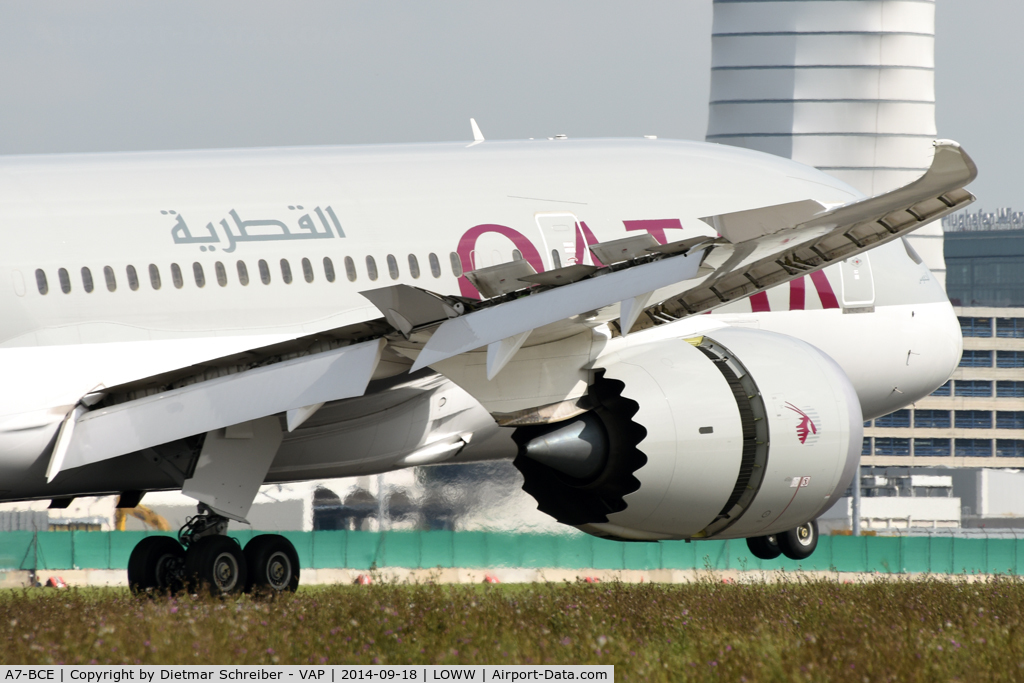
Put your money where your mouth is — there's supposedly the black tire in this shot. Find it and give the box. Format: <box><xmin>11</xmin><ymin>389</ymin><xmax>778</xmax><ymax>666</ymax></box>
<box><xmin>184</xmin><ymin>536</ymin><xmax>247</xmax><ymax>595</ymax></box>
<box><xmin>128</xmin><ymin>536</ymin><xmax>185</xmax><ymax>595</ymax></box>
<box><xmin>244</xmin><ymin>535</ymin><xmax>300</xmax><ymax>594</ymax></box>
<box><xmin>778</xmin><ymin>520</ymin><xmax>819</xmax><ymax>560</ymax></box>
<box><xmin>745</xmin><ymin>534</ymin><xmax>782</xmax><ymax>560</ymax></box>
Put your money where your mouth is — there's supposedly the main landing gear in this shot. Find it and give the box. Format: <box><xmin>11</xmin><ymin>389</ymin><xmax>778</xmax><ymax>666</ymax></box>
<box><xmin>745</xmin><ymin>520</ymin><xmax>819</xmax><ymax>561</ymax></box>
<box><xmin>127</xmin><ymin>504</ymin><xmax>300</xmax><ymax>596</ymax></box>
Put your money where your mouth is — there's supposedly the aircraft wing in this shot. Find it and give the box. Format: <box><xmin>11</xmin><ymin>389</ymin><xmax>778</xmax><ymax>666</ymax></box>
<box><xmin>385</xmin><ymin>140</ymin><xmax>976</xmax><ymax>375</ymax></box>
<box><xmin>50</xmin><ymin>140</ymin><xmax>975</xmax><ymax>487</ymax></box>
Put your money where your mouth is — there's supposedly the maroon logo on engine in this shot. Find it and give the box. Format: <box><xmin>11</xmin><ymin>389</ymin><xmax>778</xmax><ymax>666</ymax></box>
<box><xmin>784</xmin><ymin>402</ymin><xmax>819</xmax><ymax>445</ymax></box>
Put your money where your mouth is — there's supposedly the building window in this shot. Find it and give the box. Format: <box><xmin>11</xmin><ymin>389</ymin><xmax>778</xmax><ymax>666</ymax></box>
<box><xmin>148</xmin><ymin>264</ymin><xmax>161</xmax><ymax>290</ymax></box>
<box><xmin>237</xmin><ymin>261</ymin><xmax>249</xmax><ymax>286</ymax></box>
<box><xmin>344</xmin><ymin>256</ymin><xmax>357</xmax><ymax>282</ymax></box>
<box><xmin>996</xmin><ymin>439</ymin><xmax>1024</xmax><ymax>457</ymax></box>
<box><xmin>193</xmin><ymin>262</ymin><xmax>206</xmax><ymax>288</ymax></box>
<box><xmin>955</xmin><ymin>380</ymin><xmax>992</xmax><ymax>397</ymax></box>
<box><xmin>914</xmin><ymin>439</ymin><xmax>951</xmax><ymax>457</ymax></box>
<box><xmin>955</xmin><ymin>410</ymin><xmax>992</xmax><ymax>429</ymax></box>
<box><xmin>103</xmin><ymin>266</ymin><xmax>116</xmax><ymax>292</ymax></box>
<box><xmin>955</xmin><ymin>439</ymin><xmax>992</xmax><ymax>457</ymax></box>
<box><xmin>914</xmin><ymin>410</ymin><xmax>951</xmax><ymax>429</ymax></box>
<box><xmin>408</xmin><ymin>254</ymin><xmax>420</xmax><ymax>279</ymax></box>
<box><xmin>450</xmin><ymin>252</ymin><xmax>463</xmax><ymax>277</ymax></box>
<box><xmin>996</xmin><ymin>411</ymin><xmax>1024</xmax><ymax>429</ymax></box>
<box><xmin>323</xmin><ymin>257</ymin><xmax>336</xmax><ymax>283</ymax></box>
<box><xmin>863</xmin><ymin>420</ymin><xmax>872</xmax><ymax>428</ymax></box>
<box><xmin>959</xmin><ymin>350</ymin><xmax>992</xmax><ymax>367</ymax></box>
<box><xmin>996</xmin><ymin>318</ymin><xmax>1024</xmax><ymax>338</ymax></box>
<box><xmin>959</xmin><ymin>317</ymin><xmax>992</xmax><ymax>338</ymax></box>
<box><xmin>997</xmin><ymin>381</ymin><xmax>1024</xmax><ymax>398</ymax></box>
<box><xmin>280</xmin><ymin>259</ymin><xmax>293</xmax><ymax>284</ymax></box>
<box><xmin>58</xmin><ymin>268</ymin><xmax>71</xmax><ymax>293</ymax></box>
<box><xmin>366</xmin><ymin>256</ymin><xmax>378</xmax><ymax>281</ymax></box>
<box><xmin>126</xmin><ymin>265</ymin><xmax>139</xmax><ymax>291</ymax></box>
<box><xmin>215</xmin><ymin>261</ymin><xmax>228</xmax><ymax>287</ymax></box>
<box><xmin>997</xmin><ymin>351</ymin><xmax>1024</xmax><ymax>368</ymax></box>
<box><xmin>429</xmin><ymin>253</ymin><xmax>441</xmax><ymax>278</ymax></box>
<box><xmin>874</xmin><ymin>438</ymin><xmax>910</xmax><ymax>456</ymax></box>
<box><xmin>35</xmin><ymin>269</ymin><xmax>48</xmax><ymax>295</ymax></box>
<box><xmin>302</xmin><ymin>257</ymin><xmax>314</xmax><ymax>283</ymax></box>
<box><xmin>931</xmin><ymin>381</ymin><xmax>951</xmax><ymax>397</ymax></box>
<box><xmin>258</xmin><ymin>259</ymin><xmax>271</xmax><ymax>285</ymax></box>
<box><xmin>81</xmin><ymin>267</ymin><xmax>94</xmax><ymax>293</ymax></box>
<box><xmin>861</xmin><ymin>437</ymin><xmax>872</xmax><ymax>456</ymax></box>
<box><xmin>171</xmin><ymin>263</ymin><xmax>184</xmax><ymax>289</ymax></box>
<box><xmin>387</xmin><ymin>254</ymin><xmax>399</xmax><ymax>280</ymax></box>
<box><xmin>874</xmin><ymin>409</ymin><xmax>910</xmax><ymax>428</ymax></box>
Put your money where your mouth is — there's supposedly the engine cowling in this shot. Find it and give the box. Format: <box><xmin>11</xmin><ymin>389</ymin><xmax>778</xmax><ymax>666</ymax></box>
<box><xmin>513</xmin><ymin>328</ymin><xmax>862</xmax><ymax>541</ymax></box>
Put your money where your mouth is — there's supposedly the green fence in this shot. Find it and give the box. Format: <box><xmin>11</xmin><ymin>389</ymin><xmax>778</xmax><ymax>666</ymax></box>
<box><xmin>2</xmin><ymin>531</ymin><xmax>1024</xmax><ymax>575</ymax></box>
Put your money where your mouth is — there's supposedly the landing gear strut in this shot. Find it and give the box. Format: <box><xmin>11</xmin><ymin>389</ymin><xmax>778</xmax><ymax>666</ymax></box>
<box><xmin>127</xmin><ymin>503</ymin><xmax>300</xmax><ymax>596</ymax></box>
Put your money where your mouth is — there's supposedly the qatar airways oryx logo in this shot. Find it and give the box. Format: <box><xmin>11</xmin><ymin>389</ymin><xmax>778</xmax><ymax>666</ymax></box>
<box><xmin>784</xmin><ymin>402</ymin><xmax>820</xmax><ymax>445</ymax></box>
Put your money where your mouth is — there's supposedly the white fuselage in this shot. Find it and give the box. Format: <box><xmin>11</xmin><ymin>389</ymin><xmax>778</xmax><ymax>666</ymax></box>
<box><xmin>0</xmin><ymin>138</ymin><xmax>962</xmax><ymax>501</ymax></box>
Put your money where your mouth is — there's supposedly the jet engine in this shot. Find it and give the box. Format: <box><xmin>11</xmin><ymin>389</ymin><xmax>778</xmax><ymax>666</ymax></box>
<box><xmin>513</xmin><ymin>328</ymin><xmax>862</xmax><ymax>542</ymax></box>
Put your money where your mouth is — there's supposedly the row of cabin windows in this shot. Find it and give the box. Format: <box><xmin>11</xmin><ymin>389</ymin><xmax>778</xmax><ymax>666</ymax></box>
<box><xmin>34</xmin><ymin>252</ymin><xmax>465</xmax><ymax>295</ymax></box>
<box><xmin>862</xmin><ymin>437</ymin><xmax>1024</xmax><ymax>458</ymax></box>
<box><xmin>867</xmin><ymin>409</ymin><xmax>1024</xmax><ymax>430</ymax></box>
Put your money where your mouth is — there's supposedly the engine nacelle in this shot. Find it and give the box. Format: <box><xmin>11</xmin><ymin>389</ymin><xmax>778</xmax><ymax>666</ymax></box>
<box><xmin>513</xmin><ymin>328</ymin><xmax>862</xmax><ymax>541</ymax></box>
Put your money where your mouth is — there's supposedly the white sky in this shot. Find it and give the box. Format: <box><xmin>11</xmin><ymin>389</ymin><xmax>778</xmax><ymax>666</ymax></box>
<box><xmin>0</xmin><ymin>1</ymin><xmax>1018</xmax><ymax>207</ymax></box>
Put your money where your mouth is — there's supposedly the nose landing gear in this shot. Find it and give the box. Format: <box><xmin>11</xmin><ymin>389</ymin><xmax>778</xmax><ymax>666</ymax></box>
<box><xmin>127</xmin><ymin>504</ymin><xmax>300</xmax><ymax>596</ymax></box>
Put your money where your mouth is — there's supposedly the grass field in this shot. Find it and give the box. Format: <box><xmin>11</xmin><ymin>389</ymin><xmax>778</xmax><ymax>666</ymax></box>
<box><xmin>2</xmin><ymin>576</ymin><xmax>1024</xmax><ymax>681</ymax></box>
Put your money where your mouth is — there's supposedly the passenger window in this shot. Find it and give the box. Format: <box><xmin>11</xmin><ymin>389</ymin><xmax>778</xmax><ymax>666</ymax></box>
<box><xmin>344</xmin><ymin>256</ymin><xmax>357</xmax><ymax>282</ymax></box>
<box><xmin>149</xmin><ymin>264</ymin><xmax>161</xmax><ymax>290</ymax></box>
<box><xmin>281</xmin><ymin>259</ymin><xmax>293</xmax><ymax>284</ymax></box>
<box><xmin>323</xmin><ymin>257</ymin><xmax>336</xmax><ymax>283</ymax></box>
<box><xmin>513</xmin><ymin>249</ymin><xmax>523</xmax><ymax>261</ymax></box>
<box><xmin>258</xmin><ymin>259</ymin><xmax>271</xmax><ymax>285</ymax></box>
<box><xmin>193</xmin><ymin>262</ymin><xmax>206</xmax><ymax>288</ymax></box>
<box><xmin>237</xmin><ymin>261</ymin><xmax>249</xmax><ymax>286</ymax></box>
<box><xmin>551</xmin><ymin>249</ymin><xmax>561</xmax><ymax>269</ymax></box>
<box><xmin>103</xmin><ymin>266</ymin><xmax>116</xmax><ymax>292</ymax></box>
<box><xmin>387</xmin><ymin>254</ymin><xmax>399</xmax><ymax>280</ymax></box>
<box><xmin>302</xmin><ymin>257</ymin><xmax>314</xmax><ymax>283</ymax></box>
<box><xmin>429</xmin><ymin>253</ymin><xmax>441</xmax><ymax>278</ymax></box>
<box><xmin>126</xmin><ymin>265</ymin><xmax>139</xmax><ymax>291</ymax></box>
<box><xmin>366</xmin><ymin>256</ymin><xmax>378</xmax><ymax>281</ymax></box>
<box><xmin>58</xmin><ymin>268</ymin><xmax>71</xmax><ymax>293</ymax></box>
<box><xmin>215</xmin><ymin>261</ymin><xmax>228</xmax><ymax>287</ymax></box>
<box><xmin>450</xmin><ymin>252</ymin><xmax>463</xmax><ymax>277</ymax></box>
<box><xmin>35</xmin><ymin>269</ymin><xmax>48</xmax><ymax>295</ymax></box>
<box><xmin>82</xmin><ymin>267</ymin><xmax>94</xmax><ymax>293</ymax></box>
<box><xmin>171</xmin><ymin>263</ymin><xmax>184</xmax><ymax>289</ymax></box>
<box><xmin>408</xmin><ymin>254</ymin><xmax>420</xmax><ymax>279</ymax></box>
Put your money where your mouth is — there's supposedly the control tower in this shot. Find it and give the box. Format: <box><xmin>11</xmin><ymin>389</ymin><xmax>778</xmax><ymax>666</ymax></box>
<box><xmin>706</xmin><ymin>0</ymin><xmax>945</xmax><ymax>286</ymax></box>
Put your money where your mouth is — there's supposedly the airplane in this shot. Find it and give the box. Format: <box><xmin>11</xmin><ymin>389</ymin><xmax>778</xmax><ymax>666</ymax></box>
<box><xmin>0</xmin><ymin>129</ymin><xmax>976</xmax><ymax>594</ymax></box>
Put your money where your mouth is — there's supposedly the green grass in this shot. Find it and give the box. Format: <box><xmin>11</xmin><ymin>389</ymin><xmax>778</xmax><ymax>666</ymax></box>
<box><xmin>3</xmin><ymin>577</ymin><xmax>1024</xmax><ymax>681</ymax></box>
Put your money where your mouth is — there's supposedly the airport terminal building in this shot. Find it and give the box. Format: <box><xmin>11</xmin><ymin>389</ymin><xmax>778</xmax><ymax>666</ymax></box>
<box><xmin>851</xmin><ymin>209</ymin><xmax>1024</xmax><ymax>531</ymax></box>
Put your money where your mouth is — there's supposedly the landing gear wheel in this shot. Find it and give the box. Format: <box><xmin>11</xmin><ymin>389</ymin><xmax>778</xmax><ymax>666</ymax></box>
<box><xmin>128</xmin><ymin>536</ymin><xmax>185</xmax><ymax>595</ymax></box>
<box><xmin>185</xmin><ymin>535</ymin><xmax>247</xmax><ymax>595</ymax></box>
<box><xmin>244</xmin><ymin>535</ymin><xmax>300</xmax><ymax>594</ymax></box>
<box><xmin>778</xmin><ymin>520</ymin><xmax>819</xmax><ymax>560</ymax></box>
<box><xmin>745</xmin><ymin>534</ymin><xmax>782</xmax><ymax>560</ymax></box>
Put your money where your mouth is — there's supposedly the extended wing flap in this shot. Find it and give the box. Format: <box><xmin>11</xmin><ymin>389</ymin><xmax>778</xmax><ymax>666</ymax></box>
<box><xmin>51</xmin><ymin>338</ymin><xmax>385</xmax><ymax>479</ymax></box>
